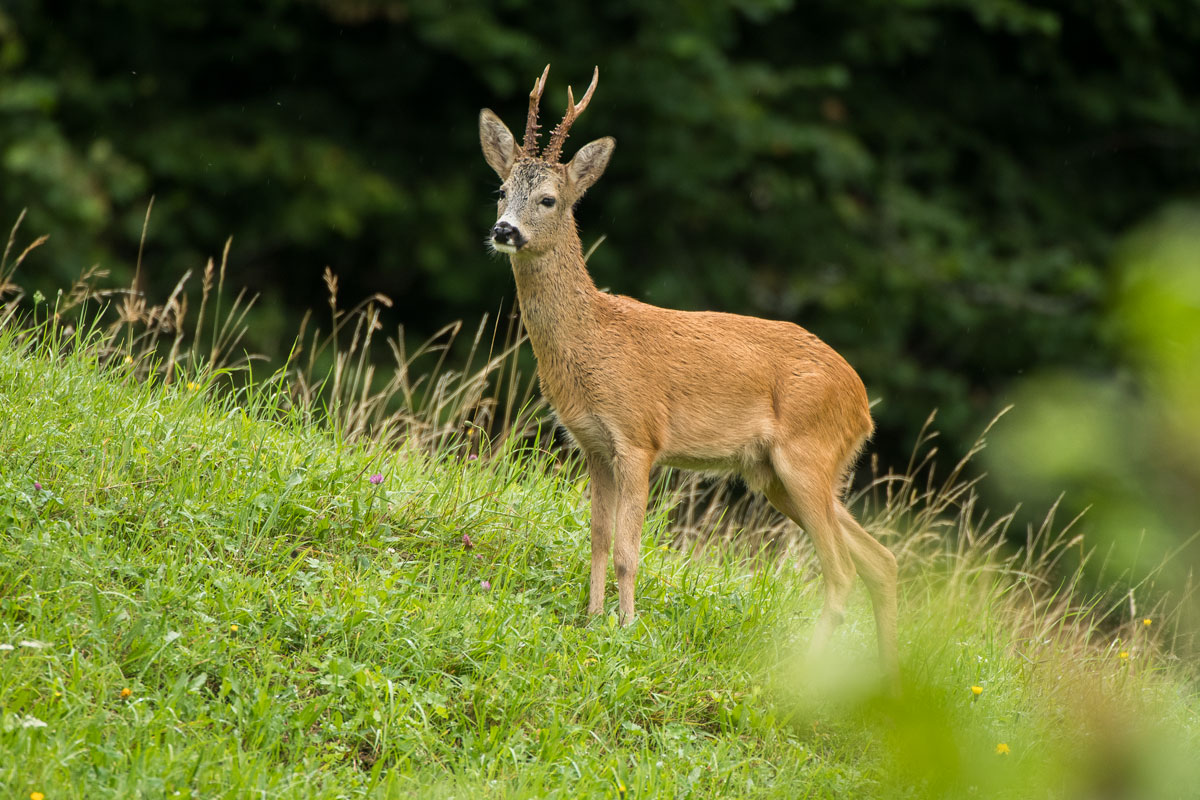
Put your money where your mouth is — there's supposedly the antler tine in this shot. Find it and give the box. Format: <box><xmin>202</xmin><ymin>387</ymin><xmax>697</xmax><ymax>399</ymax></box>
<box><xmin>522</xmin><ymin>64</ymin><xmax>551</xmax><ymax>157</ymax></box>
<box><xmin>544</xmin><ymin>66</ymin><xmax>599</xmax><ymax>163</ymax></box>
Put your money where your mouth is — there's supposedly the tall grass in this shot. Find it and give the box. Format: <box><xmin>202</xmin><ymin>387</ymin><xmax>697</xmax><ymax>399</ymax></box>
<box><xmin>2</xmin><ymin>210</ymin><xmax>547</xmax><ymax>453</ymax></box>
<box><xmin>4</xmin><ymin>208</ymin><xmax>1194</xmax><ymax>648</ymax></box>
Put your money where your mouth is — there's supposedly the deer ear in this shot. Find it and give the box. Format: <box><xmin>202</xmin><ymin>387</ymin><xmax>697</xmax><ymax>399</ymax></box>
<box><xmin>479</xmin><ymin>109</ymin><xmax>519</xmax><ymax>179</ymax></box>
<box><xmin>566</xmin><ymin>137</ymin><xmax>615</xmax><ymax>195</ymax></box>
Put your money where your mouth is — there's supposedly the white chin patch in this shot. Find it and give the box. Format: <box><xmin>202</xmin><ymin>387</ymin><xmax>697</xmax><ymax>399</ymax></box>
<box><xmin>491</xmin><ymin>241</ymin><xmax>519</xmax><ymax>255</ymax></box>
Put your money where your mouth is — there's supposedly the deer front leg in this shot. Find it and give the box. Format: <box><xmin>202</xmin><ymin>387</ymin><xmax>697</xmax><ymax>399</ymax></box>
<box><xmin>612</xmin><ymin>451</ymin><xmax>653</xmax><ymax>625</ymax></box>
<box><xmin>586</xmin><ymin>455</ymin><xmax>616</xmax><ymax>616</ymax></box>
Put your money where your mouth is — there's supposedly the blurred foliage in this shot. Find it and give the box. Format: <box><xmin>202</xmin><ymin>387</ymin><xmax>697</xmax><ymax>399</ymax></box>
<box><xmin>2</xmin><ymin>0</ymin><xmax>1199</xmax><ymax>464</ymax></box>
<box><xmin>990</xmin><ymin>205</ymin><xmax>1200</xmax><ymax>642</ymax></box>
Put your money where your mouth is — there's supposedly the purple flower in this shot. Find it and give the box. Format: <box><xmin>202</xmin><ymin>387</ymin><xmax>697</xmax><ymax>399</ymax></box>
<box><xmin>368</xmin><ymin>473</ymin><xmax>384</xmax><ymax>485</ymax></box>
<box><xmin>467</xmin><ymin>454</ymin><xmax>478</xmax><ymax>462</ymax></box>
<box><xmin>33</xmin><ymin>482</ymin><xmax>42</xmax><ymax>491</ymax></box>
<box><xmin>480</xmin><ymin>580</ymin><xmax>491</xmax><ymax>592</ymax></box>
<box><xmin>462</xmin><ymin>534</ymin><xmax>473</xmax><ymax>549</ymax></box>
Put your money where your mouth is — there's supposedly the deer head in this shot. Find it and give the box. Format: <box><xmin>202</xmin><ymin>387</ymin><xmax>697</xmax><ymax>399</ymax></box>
<box><xmin>479</xmin><ymin>65</ymin><xmax>615</xmax><ymax>256</ymax></box>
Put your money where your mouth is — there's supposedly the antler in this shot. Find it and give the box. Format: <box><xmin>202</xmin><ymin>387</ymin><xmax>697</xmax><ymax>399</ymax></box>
<box><xmin>522</xmin><ymin>64</ymin><xmax>551</xmax><ymax>157</ymax></box>
<box><xmin>543</xmin><ymin>66</ymin><xmax>599</xmax><ymax>163</ymax></box>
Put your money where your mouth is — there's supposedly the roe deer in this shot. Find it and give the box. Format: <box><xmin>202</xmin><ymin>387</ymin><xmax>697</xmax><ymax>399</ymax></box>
<box><xmin>478</xmin><ymin>65</ymin><xmax>899</xmax><ymax>682</ymax></box>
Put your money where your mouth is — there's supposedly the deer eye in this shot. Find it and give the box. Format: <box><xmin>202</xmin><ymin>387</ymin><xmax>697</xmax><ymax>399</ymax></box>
<box><xmin>497</xmin><ymin>188</ymin><xmax>507</xmax><ymax>200</ymax></box>
<box><xmin>540</xmin><ymin>196</ymin><xmax>556</xmax><ymax>208</ymax></box>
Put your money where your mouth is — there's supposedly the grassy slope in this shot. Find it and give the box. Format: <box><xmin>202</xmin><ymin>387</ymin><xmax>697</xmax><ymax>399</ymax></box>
<box><xmin>1</xmin><ymin>331</ymin><xmax>1197</xmax><ymax>799</ymax></box>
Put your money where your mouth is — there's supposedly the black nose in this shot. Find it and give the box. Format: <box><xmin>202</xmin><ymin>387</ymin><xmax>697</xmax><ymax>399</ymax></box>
<box><xmin>492</xmin><ymin>221</ymin><xmax>518</xmax><ymax>244</ymax></box>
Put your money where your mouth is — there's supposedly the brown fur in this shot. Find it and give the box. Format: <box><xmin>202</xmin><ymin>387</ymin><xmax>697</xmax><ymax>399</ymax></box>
<box><xmin>478</xmin><ymin>70</ymin><xmax>899</xmax><ymax>684</ymax></box>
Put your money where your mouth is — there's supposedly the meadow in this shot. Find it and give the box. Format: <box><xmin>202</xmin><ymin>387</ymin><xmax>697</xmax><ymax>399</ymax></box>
<box><xmin>1</xmin><ymin>230</ymin><xmax>1198</xmax><ymax>799</ymax></box>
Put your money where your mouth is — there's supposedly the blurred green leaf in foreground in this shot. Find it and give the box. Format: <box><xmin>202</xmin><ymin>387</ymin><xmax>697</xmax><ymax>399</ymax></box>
<box><xmin>991</xmin><ymin>204</ymin><xmax>1200</xmax><ymax>645</ymax></box>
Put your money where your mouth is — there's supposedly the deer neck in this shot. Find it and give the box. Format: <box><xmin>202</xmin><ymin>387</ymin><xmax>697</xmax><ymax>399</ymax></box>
<box><xmin>509</xmin><ymin>225</ymin><xmax>599</xmax><ymax>360</ymax></box>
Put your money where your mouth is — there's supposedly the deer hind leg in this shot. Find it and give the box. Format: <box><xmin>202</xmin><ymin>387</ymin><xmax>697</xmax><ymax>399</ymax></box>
<box><xmin>836</xmin><ymin>502</ymin><xmax>900</xmax><ymax>684</ymax></box>
<box><xmin>611</xmin><ymin>449</ymin><xmax>653</xmax><ymax>625</ymax></box>
<box><xmin>586</xmin><ymin>454</ymin><xmax>616</xmax><ymax>616</ymax></box>
<box><xmin>765</xmin><ymin>447</ymin><xmax>856</xmax><ymax>657</ymax></box>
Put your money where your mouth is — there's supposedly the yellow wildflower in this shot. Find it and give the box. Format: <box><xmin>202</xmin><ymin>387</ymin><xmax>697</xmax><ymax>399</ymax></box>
<box><xmin>230</xmin><ymin>624</ymin><xmax>239</xmax><ymax>633</ymax></box>
<box><xmin>186</xmin><ymin>381</ymin><xmax>199</xmax><ymax>391</ymax></box>
<box><xmin>1143</xmin><ymin>618</ymin><xmax>1152</xmax><ymax>626</ymax></box>
<box><xmin>31</xmin><ymin>793</ymin><xmax>46</xmax><ymax>800</ymax></box>
<box><xmin>124</xmin><ymin>354</ymin><xmax>134</xmax><ymax>365</ymax></box>
<box><xmin>120</xmin><ymin>687</ymin><xmax>132</xmax><ymax>699</ymax></box>
<box><xmin>971</xmin><ymin>685</ymin><xmax>983</xmax><ymax>696</ymax></box>
<box><xmin>995</xmin><ymin>742</ymin><xmax>1010</xmax><ymax>755</ymax></box>
<box><xmin>1119</xmin><ymin>650</ymin><xmax>1130</xmax><ymax>660</ymax></box>
<box><xmin>617</xmin><ymin>780</ymin><xmax>627</xmax><ymax>798</ymax></box>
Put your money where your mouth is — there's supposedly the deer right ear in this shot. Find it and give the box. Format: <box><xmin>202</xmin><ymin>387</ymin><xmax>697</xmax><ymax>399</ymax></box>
<box><xmin>566</xmin><ymin>137</ymin><xmax>616</xmax><ymax>196</ymax></box>
<box><xmin>479</xmin><ymin>109</ymin><xmax>519</xmax><ymax>179</ymax></box>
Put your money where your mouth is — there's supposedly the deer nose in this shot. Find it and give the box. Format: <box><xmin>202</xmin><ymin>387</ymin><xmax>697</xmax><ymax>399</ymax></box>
<box><xmin>492</xmin><ymin>221</ymin><xmax>519</xmax><ymax>245</ymax></box>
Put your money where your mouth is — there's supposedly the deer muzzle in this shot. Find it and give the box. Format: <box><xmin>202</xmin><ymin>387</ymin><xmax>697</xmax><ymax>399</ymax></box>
<box><xmin>490</xmin><ymin>220</ymin><xmax>526</xmax><ymax>253</ymax></box>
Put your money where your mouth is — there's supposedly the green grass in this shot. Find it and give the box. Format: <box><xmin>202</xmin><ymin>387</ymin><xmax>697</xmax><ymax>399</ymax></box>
<box><xmin>1</xmin><ymin>321</ymin><xmax>1198</xmax><ymax>799</ymax></box>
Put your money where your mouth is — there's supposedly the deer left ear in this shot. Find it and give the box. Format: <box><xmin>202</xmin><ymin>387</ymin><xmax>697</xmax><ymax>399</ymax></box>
<box><xmin>566</xmin><ymin>137</ymin><xmax>616</xmax><ymax>195</ymax></box>
<box><xmin>480</xmin><ymin>108</ymin><xmax>520</xmax><ymax>179</ymax></box>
